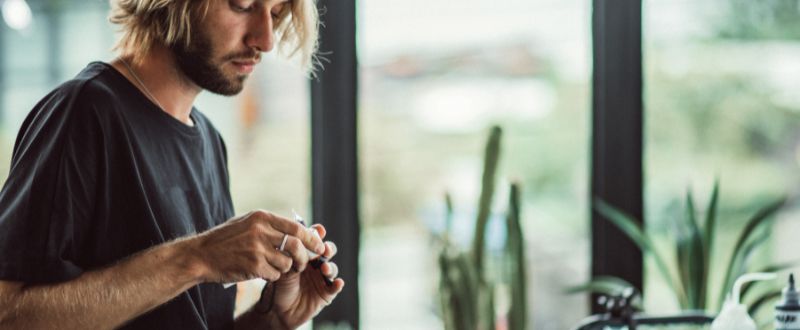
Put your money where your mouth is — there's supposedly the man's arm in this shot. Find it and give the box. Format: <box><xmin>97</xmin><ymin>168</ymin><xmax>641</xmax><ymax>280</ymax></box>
<box><xmin>0</xmin><ymin>210</ymin><xmax>325</xmax><ymax>329</ymax></box>
<box><xmin>0</xmin><ymin>237</ymin><xmax>202</xmax><ymax>329</ymax></box>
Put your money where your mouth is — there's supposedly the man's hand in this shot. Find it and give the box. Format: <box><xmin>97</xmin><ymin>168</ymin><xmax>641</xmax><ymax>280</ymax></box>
<box><xmin>188</xmin><ymin>210</ymin><xmax>327</xmax><ymax>284</ymax></box>
<box><xmin>0</xmin><ymin>211</ymin><xmax>316</xmax><ymax>329</ymax></box>
<box><xmin>261</xmin><ymin>225</ymin><xmax>344</xmax><ymax>329</ymax></box>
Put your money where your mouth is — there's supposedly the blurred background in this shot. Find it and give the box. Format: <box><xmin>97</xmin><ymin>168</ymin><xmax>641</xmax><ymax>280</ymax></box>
<box><xmin>2</xmin><ymin>0</ymin><xmax>800</xmax><ymax>329</ymax></box>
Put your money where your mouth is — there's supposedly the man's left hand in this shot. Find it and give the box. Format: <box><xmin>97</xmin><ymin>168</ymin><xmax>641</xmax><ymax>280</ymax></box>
<box><xmin>261</xmin><ymin>224</ymin><xmax>344</xmax><ymax>329</ymax></box>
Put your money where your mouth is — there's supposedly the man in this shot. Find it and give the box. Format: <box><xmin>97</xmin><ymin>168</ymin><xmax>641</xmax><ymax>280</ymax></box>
<box><xmin>0</xmin><ymin>0</ymin><xmax>343</xmax><ymax>328</ymax></box>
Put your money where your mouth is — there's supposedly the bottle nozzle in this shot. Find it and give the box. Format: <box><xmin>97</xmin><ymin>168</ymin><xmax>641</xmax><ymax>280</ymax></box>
<box><xmin>780</xmin><ymin>273</ymin><xmax>800</xmax><ymax>306</ymax></box>
<box><xmin>733</xmin><ymin>272</ymin><xmax>776</xmax><ymax>304</ymax></box>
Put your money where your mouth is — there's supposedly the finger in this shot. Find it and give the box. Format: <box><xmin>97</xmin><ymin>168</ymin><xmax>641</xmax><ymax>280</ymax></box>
<box><xmin>257</xmin><ymin>262</ymin><xmax>282</xmax><ymax>282</ymax></box>
<box><xmin>282</xmin><ymin>236</ymin><xmax>310</xmax><ymax>272</ymax></box>
<box><xmin>256</xmin><ymin>226</ymin><xmax>293</xmax><ymax>253</ymax></box>
<box><xmin>308</xmin><ymin>268</ymin><xmax>344</xmax><ymax>303</ymax></box>
<box><xmin>319</xmin><ymin>278</ymin><xmax>345</xmax><ymax>301</ymax></box>
<box><xmin>321</xmin><ymin>262</ymin><xmax>339</xmax><ymax>279</ymax></box>
<box><xmin>331</xmin><ymin>278</ymin><xmax>345</xmax><ymax>292</ymax></box>
<box><xmin>322</xmin><ymin>241</ymin><xmax>337</xmax><ymax>259</ymax></box>
<box><xmin>246</xmin><ymin>211</ymin><xmax>293</xmax><ymax>250</ymax></box>
<box><xmin>264</xmin><ymin>247</ymin><xmax>294</xmax><ymax>274</ymax></box>
<box><xmin>310</xmin><ymin>224</ymin><xmax>327</xmax><ymax>239</ymax></box>
<box><xmin>265</xmin><ymin>213</ymin><xmax>325</xmax><ymax>254</ymax></box>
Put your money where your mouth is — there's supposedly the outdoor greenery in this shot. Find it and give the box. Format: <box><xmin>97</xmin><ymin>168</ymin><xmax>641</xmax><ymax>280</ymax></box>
<box><xmin>715</xmin><ymin>0</ymin><xmax>800</xmax><ymax>40</ymax></box>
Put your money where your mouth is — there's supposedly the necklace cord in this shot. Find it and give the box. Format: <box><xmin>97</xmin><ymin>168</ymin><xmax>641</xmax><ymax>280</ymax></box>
<box><xmin>119</xmin><ymin>58</ymin><xmax>194</xmax><ymax>126</ymax></box>
<box><xmin>120</xmin><ymin>58</ymin><xmax>166</xmax><ymax>111</ymax></box>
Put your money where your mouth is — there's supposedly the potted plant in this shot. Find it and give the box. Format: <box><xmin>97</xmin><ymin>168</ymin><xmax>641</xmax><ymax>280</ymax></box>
<box><xmin>571</xmin><ymin>182</ymin><xmax>792</xmax><ymax>326</ymax></box>
<box><xmin>435</xmin><ymin>126</ymin><xmax>529</xmax><ymax>330</ymax></box>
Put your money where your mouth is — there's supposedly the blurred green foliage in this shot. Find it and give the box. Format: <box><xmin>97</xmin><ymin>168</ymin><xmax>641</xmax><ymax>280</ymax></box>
<box><xmin>594</xmin><ymin>184</ymin><xmax>789</xmax><ymax>312</ymax></box>
<box><xmin>435</xmin><ymin>126</ymin><xmax>529</xmax><ymax>330</ymax></box>
<box><xmin>715</xmin><ymin>0</ymin><xmax>800</xmax><ymax>40</ymax></box>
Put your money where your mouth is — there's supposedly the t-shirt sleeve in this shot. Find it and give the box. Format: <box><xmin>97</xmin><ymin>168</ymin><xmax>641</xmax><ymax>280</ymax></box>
<box><xmin>0</xmin><ymin>82</ymin><xmax>103</xmax><ymax>284</ymax></box>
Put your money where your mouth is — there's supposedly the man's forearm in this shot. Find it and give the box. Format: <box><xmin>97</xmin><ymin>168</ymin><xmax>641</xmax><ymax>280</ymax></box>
<box><xmin>0</xmin><ymin>238</ymin><xmax>205</xmax><ymax>329</ymax></box>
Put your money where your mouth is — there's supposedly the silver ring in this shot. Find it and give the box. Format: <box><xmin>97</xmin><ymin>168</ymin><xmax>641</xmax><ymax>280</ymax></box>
<box><xmin>279</xmin><ymin>233</ymin><xmax>289</xmax><ymax>251</ymax></box>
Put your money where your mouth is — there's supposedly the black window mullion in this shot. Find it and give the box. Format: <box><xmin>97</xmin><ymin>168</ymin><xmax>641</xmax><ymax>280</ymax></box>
<box><xmin>310</xmin><ymin>0</ymin><xmax>360</xmax><ymax>327</ymax></box>
<box><xmin>590</xmin><ymin>0</ymin><xmax>644</xmax><ymax>313</ymax></box>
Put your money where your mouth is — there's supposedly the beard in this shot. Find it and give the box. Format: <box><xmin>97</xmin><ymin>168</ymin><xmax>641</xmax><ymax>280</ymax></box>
<box><xmin>170</xmin><ymin>24</ymin><xmax>259</xmax><ymax>96</ymax></box>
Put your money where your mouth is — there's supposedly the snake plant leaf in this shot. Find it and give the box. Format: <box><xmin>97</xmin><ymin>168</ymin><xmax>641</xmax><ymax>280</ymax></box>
<box><xmin>755</xmin><ymin>261</ymin><xmax>800</xmax><ymax>274</ymax></box>
<box><xmin>747</xmin><ymin>289</ymin><xmax>782</xmax><ymax>317</ymax></box>
<box><xmin>700</xmin><ymin>180</ymin><xmax>720</xmax><ymax>308</ymax></box>
<box><xmin>678</xmin><ymin>189</ymin><xmax>705</xmax><ymax>309</ymax></box>
<box><xmin>565</xmin><ymin>276</ymin><xmax>635</xmax><ymax>296</ymax></box>
<box><xmin>718</xmin><ymin>196</ymin><xmax>786</xmax><ymax>309</ymax></box>
<box><xmin>734</xmin><ymin>227</ymin><xmax>771</xmax><ymax>279</ymax></box>
<box><xmin>740</xmin><ymin>260</ymin><xmax>800</xmax><ymax>302</ymax></box>
<box><xmin>595</xmin><ymin>199</ymin><xmax>688</xmax><ymax>306</ymax></box>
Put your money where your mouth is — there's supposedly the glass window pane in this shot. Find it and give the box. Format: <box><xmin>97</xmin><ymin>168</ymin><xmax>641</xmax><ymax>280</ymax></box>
<box><xmin>644</xmin><ymin>0</ymin><xmax>800</xmax><ymax>316</ymax></box>
<box><xmin>360</xmin><ymin>0</ymin><xmax>591</xmax><ymax>328</ymax></box>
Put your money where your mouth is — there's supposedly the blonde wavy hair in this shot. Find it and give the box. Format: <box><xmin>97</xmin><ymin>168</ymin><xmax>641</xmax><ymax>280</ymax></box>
<box><xmin>109</xmin><ymin>0</ymin><xmax>319</xmax><ymax>72</ymax></box>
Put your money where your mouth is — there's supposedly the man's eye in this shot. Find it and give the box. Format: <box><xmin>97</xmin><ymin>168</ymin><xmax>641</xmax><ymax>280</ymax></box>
<box><xmin>271</xmin><ymin>5</ymin><xmax>286</xmax><ymax>20</ymax></box>
<box><xmin>231</xmin><ymin>3</ymin><xmax>254</xmax><ymax>12</ymax></box>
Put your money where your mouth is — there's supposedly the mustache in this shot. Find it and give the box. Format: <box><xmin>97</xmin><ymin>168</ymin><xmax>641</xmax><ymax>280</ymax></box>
<box><xmin>223</xmin><ymin>49</ymin><xmax>261</xmax><ymax>62</ymax></box>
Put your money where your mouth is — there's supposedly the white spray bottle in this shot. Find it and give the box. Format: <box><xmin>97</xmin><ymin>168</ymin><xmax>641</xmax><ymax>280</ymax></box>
<box><xmin>711</xmin><ymin>272</ymin><xmax>777</xmax><ymax>330</ymax></box>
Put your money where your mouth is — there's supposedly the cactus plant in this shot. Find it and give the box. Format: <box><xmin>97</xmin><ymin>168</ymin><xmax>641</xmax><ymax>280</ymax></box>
<box><xmin>436</xmin><ymin>126</ymin><xmax>528</xmax><ymax>330</ymax></box>
<box><xmin>472</xmin><ymin>126</ymin><xmax>502</xmax><ymax>273</ymax></box>
<box><xmin>506</xmin><ymin>183</ymin><xmax>527</xmax><ymax>330</ymax></box>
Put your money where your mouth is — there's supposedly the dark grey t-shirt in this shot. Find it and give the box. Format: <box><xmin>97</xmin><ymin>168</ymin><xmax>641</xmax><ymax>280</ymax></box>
<box><xmin>0</xmin><ymin>62</ymin><xmax>236</xmax><ymax>329</ymax></box>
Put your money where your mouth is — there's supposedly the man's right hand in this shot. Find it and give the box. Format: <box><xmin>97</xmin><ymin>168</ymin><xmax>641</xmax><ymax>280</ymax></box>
<box><xmin>186</xmin><ymin>210</ymin><xmax>327</xmax><ymax>284</ymax></box>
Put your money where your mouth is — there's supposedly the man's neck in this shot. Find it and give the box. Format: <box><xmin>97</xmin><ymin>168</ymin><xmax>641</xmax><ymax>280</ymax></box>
<box><xmin>111</xmin><ymin>45</ymin><xmax>201</xmax><ymax>126</ymax></box>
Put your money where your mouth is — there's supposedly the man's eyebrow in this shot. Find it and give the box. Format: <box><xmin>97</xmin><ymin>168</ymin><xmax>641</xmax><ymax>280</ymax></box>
<box><xmin>263</xmin><ymin>0</ymin><xmax>291</xmax><ymax>5</ymax></box>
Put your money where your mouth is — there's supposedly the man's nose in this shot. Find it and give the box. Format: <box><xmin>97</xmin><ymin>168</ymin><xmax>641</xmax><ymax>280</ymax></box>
<box><xmin>246</xmin><ymin>9</ymin><xmax>275</xmax><ymax>52</ymax></box>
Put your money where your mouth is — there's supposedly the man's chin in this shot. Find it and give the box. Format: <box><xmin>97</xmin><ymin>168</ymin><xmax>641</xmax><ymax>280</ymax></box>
<box><xmin>207</xmin><ymin>86</ymin><xmax>244</xmax><ymax>96</ymax></box>
<box><xmin>174</xmin><ymin>58</ymin><xmax>248</xmax><ymax>96</ymax></box>
<box><xmin>203</xmin><ymin>75</ymin><xmax>247</xmax><ymax>96</ymax></box>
